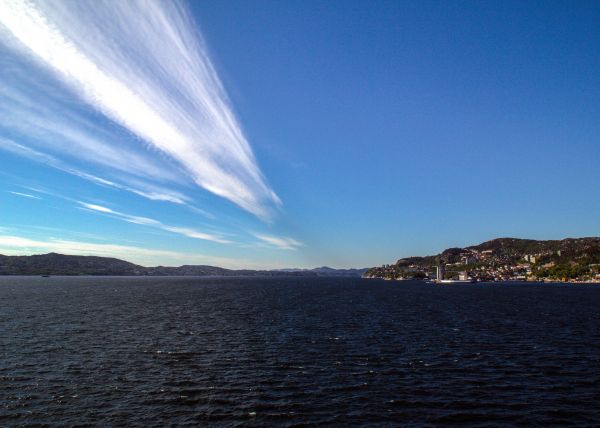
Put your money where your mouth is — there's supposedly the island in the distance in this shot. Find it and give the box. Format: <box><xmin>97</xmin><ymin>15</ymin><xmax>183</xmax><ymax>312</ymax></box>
<box><xmin>364</xmin><ymin>237</ymin><xmax>600</xmax><ymax>283</ymax></box>
<box><xmin>0</xmin><ymin>252</ymin><xmax>366</xmax><ymax>277</ymax></box>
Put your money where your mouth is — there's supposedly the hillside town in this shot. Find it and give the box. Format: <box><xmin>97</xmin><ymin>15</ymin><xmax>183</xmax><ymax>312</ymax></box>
<box><xmin>364</xmin><ymin>237</ymin><xmax>600</xmax><ymax>283</ymax></box>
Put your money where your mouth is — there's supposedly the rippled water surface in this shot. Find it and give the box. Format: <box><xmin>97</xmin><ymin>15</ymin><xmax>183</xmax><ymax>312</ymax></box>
<box><xmin>1</xmin><ymin>277</ymin><xmax>600</xmax><ymax>426</ymax></box>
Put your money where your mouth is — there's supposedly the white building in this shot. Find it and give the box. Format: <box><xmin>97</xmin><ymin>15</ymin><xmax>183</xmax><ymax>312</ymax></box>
<box><xmin>436</xmin><ymin>265</ymin><xmax>445</xmax><ymax>281</ymax></box>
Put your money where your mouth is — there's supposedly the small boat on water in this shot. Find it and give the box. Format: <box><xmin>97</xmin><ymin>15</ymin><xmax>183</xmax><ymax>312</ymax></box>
<box><xmin>41</xmin><ymin>275</ymin><xmax>51</xmax><ymax>278</ymax></box>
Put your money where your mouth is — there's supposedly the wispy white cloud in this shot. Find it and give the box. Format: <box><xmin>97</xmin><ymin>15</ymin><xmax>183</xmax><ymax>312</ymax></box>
<box><xmin>0</xmin><ymin>234</ymin><xmax>246</xmax><ymax>267</ymax></box>
<box><xmin>78</xmin><ymin>201</ymin><xmax>231</xmax><ymax>244</ymax></box>
<box><xmin>8</xmin><ymin>191</ymin><xmax>42</xmax><ymax>200</ymax></box>
<box><xmin>0</xmin><ymin>84</ymin><xmax>181</xmax><ymax>184</ymax></box>
<box><xmin>0</xmin><ymin>138</ymin><xmax>191</xmax><ymax>207</ymax></box>
<box><xmin>79</xmin><ymin>202</ymin><xmax>113</xmax><ymax>214</ymax></box>
<box><xmin>0</xmin><ymin>0</ymin><xmax>280</xmax><ymax>219</ymax></box>
<box><xmin>161</xmin><ymin>226</ymin><xmax>230</xmax><ymax>244</ymax></box>
<box><xmin>252</xmin><ymin>233</ymin><xmax>303</xmax><ymax>250</ymax></box>
<box><xmin>4</xmin><ymin>224</ymin><xmax>118</xmax><ymax>243</ymax></box>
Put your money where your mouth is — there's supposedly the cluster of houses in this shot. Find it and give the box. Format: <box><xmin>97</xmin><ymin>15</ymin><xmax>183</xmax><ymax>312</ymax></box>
<box><xmin>365</xmin><ymin>247</ymin><xmax>600</xmax><ymax>283</ymax></box>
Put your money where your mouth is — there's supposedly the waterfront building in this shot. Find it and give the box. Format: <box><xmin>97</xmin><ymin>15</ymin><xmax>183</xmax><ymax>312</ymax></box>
<box><xmin>436</xmin><ymin>265</ymin><xmax>445</xmax><ymax>281</ymax></box>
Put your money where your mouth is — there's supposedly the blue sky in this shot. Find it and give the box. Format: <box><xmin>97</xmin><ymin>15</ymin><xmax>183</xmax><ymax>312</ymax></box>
<box><xmin>1</xmin><ymin>0</ymin><xmax>599</xmax><ymax>268</ymax></box>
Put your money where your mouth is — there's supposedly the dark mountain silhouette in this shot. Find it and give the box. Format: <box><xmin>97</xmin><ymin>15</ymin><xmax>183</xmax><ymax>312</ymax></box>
<box><xmin>0</xmin><ymin>253</ymin><xmax>365</xmax><ymax>277</ymax></box>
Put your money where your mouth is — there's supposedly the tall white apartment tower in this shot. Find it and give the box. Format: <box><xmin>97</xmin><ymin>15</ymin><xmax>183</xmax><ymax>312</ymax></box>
<box><xmin>436</xmin><ymin>265</ymin><xmax>445</xmax><ymax>282</ymax></box>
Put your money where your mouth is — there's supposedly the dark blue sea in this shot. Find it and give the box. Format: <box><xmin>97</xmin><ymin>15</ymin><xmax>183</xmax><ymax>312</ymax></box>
<box><xmin>1</xmin><ymin>277</ymin><xmax>600</xmax><ymax>426</ymax></box>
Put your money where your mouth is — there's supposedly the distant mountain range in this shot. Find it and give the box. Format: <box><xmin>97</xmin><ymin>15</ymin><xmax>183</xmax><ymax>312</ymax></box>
<box><xmin>0</xmin><ymin>253</ymin><xmax>367</xmax><ymax>277</ymax></box>
<box><xmin>365</xmin><ymin>237</ymin><xmax>600</xmax><ymax>281</ymax></box>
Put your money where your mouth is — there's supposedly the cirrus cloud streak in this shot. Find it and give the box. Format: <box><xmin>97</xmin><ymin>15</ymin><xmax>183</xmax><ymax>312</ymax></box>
<box><xmin>0</xmin><ymin>0</ymin><xmax>280</xmax><ymax>219</ymax></box>
<box><xmin>78</xmin><ymin>202</ymin><xmax>231</xmax><ymax>244</ymax></box>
